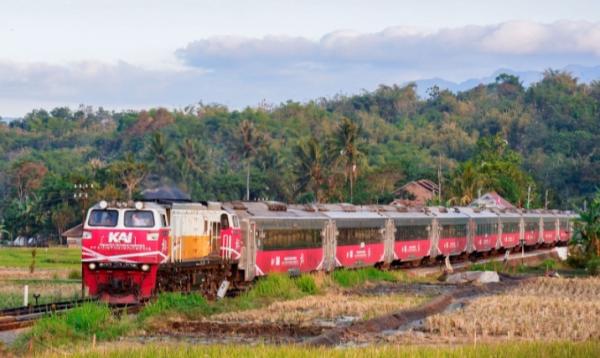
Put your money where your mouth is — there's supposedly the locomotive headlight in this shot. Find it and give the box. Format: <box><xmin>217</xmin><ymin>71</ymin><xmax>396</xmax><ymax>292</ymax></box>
<box><xmin>88</xmin><ymin>263</ymin><xmax>97</xmax><ymax>270</ymax></box>
<box><xmin>147</xmin><ymin>233</ymin><xmax>159</xmax><ymax>241</ymax></box>
<box><xmin>99</xmin><ymin>200</ymin><xmax>108</xmax><ymax>209</ymax></box>
<box><xmin>134</xmin><ymin>201</ymin><xmax>144</xmax><ymax>210</ymax></box>
<box><xmin>82</xmin><ymin>231</ymin><xmax>92</xmax><ymax>240</ymax></box>
<box><xmin>140</xmin><ymin>264</ymin><xmax>150</xmax><ymax>272</ymax></box>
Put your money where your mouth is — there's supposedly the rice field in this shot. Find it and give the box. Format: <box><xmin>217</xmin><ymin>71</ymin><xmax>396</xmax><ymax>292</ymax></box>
<box><xmin>424</xmin><ymin>277</ymin><xmax>600</xmax><ymax>341</ymax></box>
<box><xmin>211</xmin><ymin>292</ymin><xmax>426</xmax><ymax>325</ymax></box>
<box><xmin>41</xmin><ymin>340</ymin><xmax>600</xmax><ymax>358</ymax></box>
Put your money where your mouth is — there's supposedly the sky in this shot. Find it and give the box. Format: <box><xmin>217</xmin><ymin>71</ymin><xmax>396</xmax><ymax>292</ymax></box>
<box><xmin>1</xmin><ymin>0</ymin><xmax>600</xmax><ymax>117</ymax></box>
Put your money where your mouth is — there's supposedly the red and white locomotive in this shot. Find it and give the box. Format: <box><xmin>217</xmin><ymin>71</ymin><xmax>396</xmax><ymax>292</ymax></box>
<box><xmin>82</xmin><ymin>200</ymin><xmax>574</xmax><ymax>304</ymax></box>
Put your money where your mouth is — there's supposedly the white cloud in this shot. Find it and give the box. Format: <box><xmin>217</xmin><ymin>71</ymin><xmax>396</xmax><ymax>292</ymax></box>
<box><xmin>2</xmin><ymin>20</ymin><xmax>600</xmax><ymax>116</ymax></box>
<box><xmin>177</xmin><ymin>20</ymin><xmax>600</xmax><ymax>66</ymax></box>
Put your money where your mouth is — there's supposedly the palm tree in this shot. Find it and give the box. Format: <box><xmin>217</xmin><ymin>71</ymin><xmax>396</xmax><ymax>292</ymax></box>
<box><xmin>149</xmin><ymin>132</ymin><xmax>168</xmax><ymax>172</ymax></box>
<box><xmin>573</xmin><ymin>194</ymin><xmax>600</xmax><ymax>257</ymax></box>
<box><xmin>333</xmin><ymin>118</ymin><xmax>363</xmax><ymax>203</ymax></box>
<box><xmin>449</xmin><ymin>161</ymin><xmax>489</xmax><ymax>205</ymax></box>
<box><xmin>293</xmin><ymin>137</ymin><xmax>328</xmax><ymax>203</ymax></box>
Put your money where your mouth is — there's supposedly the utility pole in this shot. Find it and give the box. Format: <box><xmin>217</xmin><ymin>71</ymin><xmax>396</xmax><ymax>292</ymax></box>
<box><xmin>544</xmin><ymin>189</ymin><xmax>549</xmax><ymax>210</ymax></box>
<box><xmin>437</xmin><ymin>155</ymin><xmax>442</xmax><ymax>204</ymax></box>
<box><xmin>526</xmin><ymin>185</ymin><xmax>531</xmax><ymax>210</ymax></box>
<box><xmin>74</xmin><ymin>183</ymin><xmax>95</xmax><ymax>221</ymax></box>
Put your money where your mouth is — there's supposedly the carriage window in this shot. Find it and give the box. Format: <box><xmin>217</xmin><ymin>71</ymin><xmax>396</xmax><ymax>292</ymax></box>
<box><xmin>441</xmin><ymin>224</ymin><xmax>467</xmax><ymax>238</ymax></box>
<box><xmin>476</xmin><ymin>223</ymin><xmax>498</xmax><ymax>236</ymax></box>
<box><xmin>88</xmin><ymin>210</ymin><xmax>118</xmax><ymax>227</ymax></box>
<box><xmin>220</xmin><ymin>214</ymin><xmax>230</xmax><ymax>229</ymax></box>
<box><xmin>502</xmin><ymin>222</ymin><xmax>519</xmax><ymax>233</ymax></box>
<box><xmin>261</xmin><ymin>229</ymin><xmax>322</xmax><ymax>251</ymax></box>
<box><xmin>395</xmin><ymin>225</ymin><xmax>429</xmax><ymax>241</ymax></box>
<box><xmin>544</xmin><ymin>221</ymin><xmax>555</xmax><ymax>230</ymax></box>
<box><xmin>525</xmin><ymin>222</ymin><xmax>538</xmax><ymax>231</ymax></box>
<box><xmin>338</xmin><ymin>228</ymin><xmax>381</xmax><ymax>245</ymax></box>
<box><xmin>124</xmin><ymin>210</ymin><xmax>155</xmax><ymax>228</ymax></box>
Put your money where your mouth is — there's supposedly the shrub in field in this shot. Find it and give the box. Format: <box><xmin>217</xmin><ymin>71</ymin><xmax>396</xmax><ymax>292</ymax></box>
<box><xmin>294</xmin><ymin>275</ymin><xmax>318</xmax><ymax>294</ymax></box>
<box><xmin>332</xmin><ymin>267</ymin><xmax>396</xmax><ymax>288</ymax></box>
<box><xmin>247</xmin><ymin>274</ymin><xmax>303</xmax><ymax>300</ymax></box>
<box><xmin>138</xmin><ymin>292</ymin><xmax>212</xmax><ymax>321</ymax></box>
<box><xmin>586</xmin><ymin>257</ymin><xmax>600</xmax><ymax>276</ymax></box>
<box><xmin>542</xmin><ymin>259</ymin><xmax>557</xmax><ymax>271</ymax></box>
<box><xmin>68</xmin><ymin>270</ymin><xmax>82</xmax><ymax>280</ymax></box>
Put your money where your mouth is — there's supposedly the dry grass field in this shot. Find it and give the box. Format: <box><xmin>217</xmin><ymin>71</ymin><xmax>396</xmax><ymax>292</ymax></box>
<box><xmin>211</xmin><ymin>292</ymin><xmax>426</xmax><ymax>325</ymax></box>
<box><xmin>424</xmin><ymin>277</ymin><xmax>600</xmax><ymax>342</ymax></box>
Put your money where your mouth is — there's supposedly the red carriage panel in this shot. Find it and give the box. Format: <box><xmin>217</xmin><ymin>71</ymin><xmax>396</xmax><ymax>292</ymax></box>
<box><xmin>335</xmin><ymin>227</ymin><xmax>384</xmax><ymax>267</ymax></box>
<box><xmin>255</xmin><ymin>227</ymin><xmax>323</xmax><ymax>275</ymax></box>
<box><xmin>473</xmin><ymin>234</ymin><xmax>498</xmax><ymax>252</ymax></box>
<box><xmin>393</xmin><ymin>224</ymin><xmax>430</xmax><ymax>261</ymax></box>
<box><xmin>438</xmin><ymin>223</ymin><xmax>468</xmax><ymax>256</ymax></box>
<box><xmin>394</xmin><ymin>240</ymin><xmax>430</xmax><ymax>261</ymax></box>
<box><xmin>255</xmin><ymin>247</ymin><xmax>323</xmax><ymax>275</ymax></box>
<box><xmin>336</xmin><ymin>243</ymin><xmax>384</xmax><ymax>267</ymax></box>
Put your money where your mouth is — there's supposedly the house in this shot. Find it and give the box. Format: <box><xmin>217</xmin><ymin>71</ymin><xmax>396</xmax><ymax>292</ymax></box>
<box><xmin>62</xmin><ymin>223</ymin><xmax>83</xmax><ymax>248</ymax></box>
<box><xmin>470</xmin><ymin>191</ymin><xmax>515</xmax><ymax>209</ymax></box>
<box><xmin>390</xmin><ymin>179</ymin><xmax>439</xmax><ymax>206</ymax></box>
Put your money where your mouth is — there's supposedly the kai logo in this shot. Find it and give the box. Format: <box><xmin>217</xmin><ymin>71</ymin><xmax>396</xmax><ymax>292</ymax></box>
<box><xmin>108</xmin><ymin>232</ymin><xmax>133</xmax><ymax>244</ymax></box>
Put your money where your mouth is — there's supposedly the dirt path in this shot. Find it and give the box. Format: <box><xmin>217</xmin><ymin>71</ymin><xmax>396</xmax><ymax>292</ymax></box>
<box><xmin>306</xmin><ymin>278</ymin><xmax>530</xmax><ymax>346</ymax></box>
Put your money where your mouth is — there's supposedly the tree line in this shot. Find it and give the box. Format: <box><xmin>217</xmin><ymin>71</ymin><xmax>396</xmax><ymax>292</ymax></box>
<box><xmin>0</xmin><ymin>70</ymin><xmax>599</xmax><ymax>243</ymax></box>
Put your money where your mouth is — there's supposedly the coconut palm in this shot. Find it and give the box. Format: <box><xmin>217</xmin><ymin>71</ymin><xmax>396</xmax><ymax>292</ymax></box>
<box><xmin>333</xmin><ymin>118</ymin><xmax>363</xmax><ymax>203</ymax></box>
<box><xmin>293</xmin><ymin>137</ymin><xmax>329</xmax><ymax>203</ymax></box>
<box><xmin>236</xmin><ymin>120</ymin><xmax>264</xmax><ymax>201</ymax></box>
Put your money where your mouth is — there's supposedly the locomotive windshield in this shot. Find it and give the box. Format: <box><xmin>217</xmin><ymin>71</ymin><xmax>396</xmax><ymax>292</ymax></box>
<box><xmin>88</xmin><ymin>209</ymin><xmax>118</xmax><ymax>227</ymax></box>
<box><xmin>124</xmin><ymin>210</ymin><xmax>155</xmax><ymax>228</ymax></box>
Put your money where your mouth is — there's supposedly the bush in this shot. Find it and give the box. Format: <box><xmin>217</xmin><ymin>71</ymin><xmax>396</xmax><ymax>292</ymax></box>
<box><xmin>138</xmin><ymin>292</ymin><xmax>212</xmax><ymax>322</ymax></box>
<box><xmin>68</xmin><ymin>269</ymin><xmax>82</xmax><ymax>280</ymax></box>
<box><xmin>469</xmin><ymin>261</ymin><xmax>504</xmax><ymax>272</ymax></box>
<box><xmin>587</xmin><ymin>257</ymin><xmax>600</xmax><ymax>276</ymax></box>
<box><xmin>294</xmin><ymin>275</ymin><xmax>318</xmax><ymax>295</ymax></box>
<box><xmin>331</xmin><ymin>267</ymin><xmax>396</xmax><ymax>288</ymax></box>
<box><xmin>16</xmin><ymin>302</ymin><xmax>130</xmax><ymax>351</ymax></box>
<box><xmin>542</xmin><ymin>259</ymin><xmax>557</xmax><ymax>271</ymax></box>
<box><xmin>247</xmin><ymin>274</ymin><xmax>302</xmax><ymax>300</ymax></box>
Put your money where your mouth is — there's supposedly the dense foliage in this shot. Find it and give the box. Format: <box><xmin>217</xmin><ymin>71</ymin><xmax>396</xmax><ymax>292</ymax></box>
<box><xmin>1</xmin><ymin>70</ymin><xmax>598</xmax><ymax>242</ymax></box>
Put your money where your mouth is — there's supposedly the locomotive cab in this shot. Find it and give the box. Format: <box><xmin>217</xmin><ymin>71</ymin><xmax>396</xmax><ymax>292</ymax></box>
<box><xmin>82</xmin><ymin>201</ymin><xmax>169</xmax><ymax>303</ymax></box>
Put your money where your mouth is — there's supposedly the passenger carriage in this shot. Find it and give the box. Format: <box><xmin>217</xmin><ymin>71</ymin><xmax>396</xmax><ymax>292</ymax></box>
<box><xmin>429</xmin><ymin>207</ymin><xmax>469</xmax><ymax>257</ymax></box>
<box><xmin>384</xmin><ymin>206</ymin><xmax>433</xmax><ymax>265</ymax></box>
<box><xmin>521</xmin><ymin>211</ymin><xmax>541</xmax><ymax>247</ymax></box>
<box><xmin>496</xmin><ymin>209</ymin><xmax>522</xmax><ymax>250</ymax></box>
<box><xmin>541</xmin><ymin>211</ymin><xmax>559</xmax><ymax>246</ymax></box>
<box><xmin>556</xmin><ymin>211</ymin><xmax>573</xmax><ymax>244</ymax></box>
<box><xmin>321</xmin><ymin>205</ymin><xmax>387</xmax><ymax>268</ymax></box>
<box><xmin>461</xmin><ymin>207</ymin><xmax>500</xmax><ymax>253</ymax></box>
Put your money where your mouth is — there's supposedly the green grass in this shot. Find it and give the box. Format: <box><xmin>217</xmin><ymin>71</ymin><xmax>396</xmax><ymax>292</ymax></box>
<box><xmin>138</xmin><ymin>292</ymin><xmax>213</xmax><ymax>322</ymax></box>
<box><xmin>0</xmin><ymin>247</ymin><xmax>81</xmax><ymax>270</ymax></box>
<box><xmin>14</xmin><ymin>302</ymin><xmax>132</xmax><ymax>353</ymax></box>
<box><xmin>47</xmin><ymin>341</ymin><xmax>600</xmax><ymax>358</ymax></box>
<box><xmin>331</xmin><ymin>267</ymin><xmax>396</xmax><ymax>288</ymax></box>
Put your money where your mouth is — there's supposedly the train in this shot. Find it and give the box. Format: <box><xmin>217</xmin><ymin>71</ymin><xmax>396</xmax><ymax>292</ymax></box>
<box><xmin>81</xmin><ymin>200</ymin><xmax>574</xmax><ymax>304</ymax></box>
